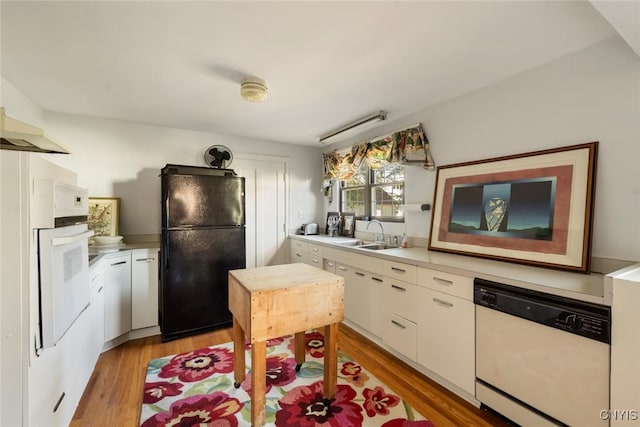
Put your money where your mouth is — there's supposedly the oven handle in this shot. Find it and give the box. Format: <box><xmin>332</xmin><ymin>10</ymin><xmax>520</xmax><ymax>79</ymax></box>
<box><xmin>51</xmin><ymin>230</ymin><xmax>94</xmax><ymax>246</ymax></box>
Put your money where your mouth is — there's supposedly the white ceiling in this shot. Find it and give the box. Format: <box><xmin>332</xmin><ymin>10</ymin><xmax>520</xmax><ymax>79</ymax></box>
<box><xmin>0</xmin><ymin>1</ymin><xmax>632</xmax><ymax>147</ymax></box>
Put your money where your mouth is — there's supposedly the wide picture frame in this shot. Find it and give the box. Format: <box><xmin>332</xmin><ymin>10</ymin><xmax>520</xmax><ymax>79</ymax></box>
<box><xmin>428</xmin><ymin>142</ymin><xmax>598</xmax><ymax>273</ymax></box>
<box><xmin>88</xmin><ymin>197</ymin><xmax>121</xmax><ymax>237</ymax></box>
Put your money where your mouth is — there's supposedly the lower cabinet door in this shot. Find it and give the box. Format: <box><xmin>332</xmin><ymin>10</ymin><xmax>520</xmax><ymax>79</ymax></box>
<box><xmin>104</xmin><ymin>253</ymin><xmax>132</xmax><ymax>342</ymax></box>
<box><xmin>131</xmin><ymin>250</ymin><xmax>159</xmax><ymax>329</ymax></box>
<box><xmin>382</xmin><ymin>312</ymin><xmax>417</xmax><ymax>361</ymax></box>
<box><xmin>417</xmin><ymin>288</ymin><xmax>475</xmax><ymax>394</ymax></box>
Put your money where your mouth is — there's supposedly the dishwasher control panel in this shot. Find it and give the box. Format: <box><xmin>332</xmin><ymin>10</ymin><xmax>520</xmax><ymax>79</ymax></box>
<box><xmin>474</xmin><ymin>278</ymin><xmax>611</xmax><ymax>344</ymax></box>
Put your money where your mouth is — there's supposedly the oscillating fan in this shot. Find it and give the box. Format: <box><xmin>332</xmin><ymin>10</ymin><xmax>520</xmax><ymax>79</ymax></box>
<box><xmin>204</xmin><ymin>145</ymin><xmax>233</xmax><ymax>169</ymax></box>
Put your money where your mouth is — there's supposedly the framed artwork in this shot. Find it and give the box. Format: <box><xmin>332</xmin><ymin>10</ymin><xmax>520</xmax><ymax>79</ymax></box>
<box><xmin>326</xmin><ymin>211</ymin><xmax>340</xmax><ymax>235</ymax></box>
<box><xmin>88</xmin><ymin>197</ymin><xmax>121</xmax><ymax>236</ymax></box>
<box><xmin>340</xmin><ymin>212</ymin><xmax>356</xmax><ymax>237</ymax></box>
<box><xmin>428</xmin><ymin>142</ymin><xmax>598</xmax><ymax>273</ymax></box>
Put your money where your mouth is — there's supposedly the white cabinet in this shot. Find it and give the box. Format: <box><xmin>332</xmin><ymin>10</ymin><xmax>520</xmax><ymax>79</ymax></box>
<box><xmin>307</xmin><ymin>243</ymin><xmax>323</xmax><ymax>268</ymax></box>
<box><xmin>87</xmin><ymin>262</ymin><xmax>105</xmax><ymax>366</ymax></box>
<box><xmin>381</xmin><ymin>260</ymin><xmax>419</xmax><ymax>361</ymax></box>
<box><xmin>104</xmin><ymin>252</ymin><xmax>132</xmax><ymax>342</ymax></box>
<box><xmin>417</xmin><ymin>267</ymin><xmax>475</xmax><ymax>394</ymax></box>
<box><xmin>289</xmin><ymin>238</ymin><xmax>324</xmax><ymax>268</ymax></box>
<box><xmin>323</xmin><ymin>259</ymin><xmax>336</xmax><ymax>273</ymax></box>
<box><xmin>368</xmin><ymin>274</ymin><xmax>384</xmax><ymax>338</ymax></box>
<box><xmin>131</xmin><ymin>249</ymin><xmax>159</xmax><ymax>330</ymax></box>
<box><xmin>290</xmin><ymin>239</ymin><xmax>308</xmax><ymax>264</ymax></box>
<box><xmin>335</xmin><ymin>263</ymin><xmax>370</xmax><ymax>330</ymax></box>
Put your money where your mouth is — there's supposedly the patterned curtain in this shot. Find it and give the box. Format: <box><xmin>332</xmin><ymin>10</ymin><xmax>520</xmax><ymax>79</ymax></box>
<box><xmin>322</xmin><ymin>123</ymin><xmax>435</xmax><ymax>179</ymax></box>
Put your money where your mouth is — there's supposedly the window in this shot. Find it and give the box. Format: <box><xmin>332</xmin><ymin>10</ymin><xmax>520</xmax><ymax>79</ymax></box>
<box><xmin>340</xmin><ymin>163</ymin><xmax>405</xmax><ymax>221</ymax></box>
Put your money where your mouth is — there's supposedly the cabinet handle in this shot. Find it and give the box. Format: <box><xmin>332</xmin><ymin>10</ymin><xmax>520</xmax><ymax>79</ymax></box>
<box><xmin>53</xmin><ymin>392</ymin><xmax>65</xmax><ymax>413</ymax></box>
<box><xmin>433</xmin><ymin>298</ymin><xmax>453</xmax><ymax>308</ymax></box>
<box><xmin>371</xmin><ymin>277</ymin><xmax>383</xmax><ymax>282</ymax></box>
<box><xmin>338</xmin><ymin>266</ymin><xmax>348</xmax><ymax>271</ymax></box>
<box><xmin>135</xmin><ymin>258</ymin><xmax>155</xmax><ymax>262</ymax></box>
<box><xmin>110</xmin><ymin>261</ymin><xmax>127</xmax><ymax>267</ymax></box>
<box><xmin>311</xmin><ymin>248</ymin><xmax>319</xmax><ymax>252</ymax></box>
<box><xmin>391</xmin><ymin>284</ymin><xmax>406</xmax><ymax>292</ymax></box>
<box><xmin>97</xmin><ymin>286</ymin><xmax>103</xmax><ymax>293</ymax></box>
<box><xmin>433</xmin><ymin>276</ymin><xmax>453</xmax><ymax>286</ymax></box>
<box><xmin>391</xmin><ymin>320</ymin><xmax>407</xmax><ymax>329</ymax></box>
<box><xmin>391</xmin><ymin>267</ymin><xmax>406</xmax><ymax>273</ymax></box>
<box><xmin>355</xmin><ymin>272</ymin><xmax>365</xmax><ymax>277</ymax></box>
<box><xmin>326</xmin><ymin>262</ymin><xmax>335</xmax><ymax>267</ymax></box>
<box><xmin>311</xmin><ymin>258</ymin><xmax>320</xmax><ymax>264</ymax></box>
<box><xmin>296</xmin><ymin>253</ymin><xmax>303</xmax><ymax>258</ymax></box>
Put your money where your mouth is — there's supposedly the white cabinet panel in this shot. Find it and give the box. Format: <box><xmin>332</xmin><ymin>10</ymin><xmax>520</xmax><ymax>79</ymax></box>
<box><xmin>290</xmin><ymin>239</ymin><xmax>308</xmax><ymax>264</ymax></box>
<box><xmin>417</xmin><ymin>267</ymin><xmax>473</xmax><ymax>301</ymax></box>
<box><xmin>104</xmin><ymin>252</ymin><xmax>132</xmax><ymax>342</ymax></box>
<box><xmin>382</xmin><ymin>278</ymin><xmax>420</xmax><ymax>323</ymax></box>
<box><xmin>131</xmin><ymin>249</ymin><xmax>159</xmax><ymax>330</ymax></box>
<box><xmin>382</xmin><ymin>312</ymin><xmax>417</xmax><ymax>360</ymax></box>
<box><xmin>417</xmin><ymin>287</ymin><xmax>475</xmax><ymax>394</ymax></box>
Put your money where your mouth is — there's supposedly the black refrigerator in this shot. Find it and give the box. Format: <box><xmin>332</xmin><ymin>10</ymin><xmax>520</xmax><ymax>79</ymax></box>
<box><xmin>160</xmin><ymin>164</ymin><xmax>246</xmax><ymax>341</ymax></box>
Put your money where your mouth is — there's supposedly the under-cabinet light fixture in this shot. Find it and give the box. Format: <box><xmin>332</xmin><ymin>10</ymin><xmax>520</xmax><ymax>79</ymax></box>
<box><xmin>319</xmin><ymin>110</ymin><xmax>387</xmax><ymax>144</ymax></box>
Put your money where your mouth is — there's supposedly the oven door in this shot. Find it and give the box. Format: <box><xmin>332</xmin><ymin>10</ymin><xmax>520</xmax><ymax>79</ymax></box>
<box><xmin>38</xmin><ymin>223</ymin><xmax>93</xmax><ymax>348</ymax></box>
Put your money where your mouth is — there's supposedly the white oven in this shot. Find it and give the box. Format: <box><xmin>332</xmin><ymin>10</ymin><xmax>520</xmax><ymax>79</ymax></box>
<box><xmin>34</xmin><ymin>180</ymin><xmax>93</xmax><ymax>349</ymax></box>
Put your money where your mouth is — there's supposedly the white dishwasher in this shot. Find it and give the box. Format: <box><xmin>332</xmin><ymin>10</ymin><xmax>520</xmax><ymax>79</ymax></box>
<box><xmin>474</xmin><ymin>278</ymin><xmax>611</xmax><ymax>427</ymax></box>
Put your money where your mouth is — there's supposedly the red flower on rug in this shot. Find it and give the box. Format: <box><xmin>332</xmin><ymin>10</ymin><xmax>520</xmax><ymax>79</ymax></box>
<box><xmin>143</xmin><ymin>381</ymin><xmax>183</xmax><ymax>404</ymax></box>
<box><xmin>141</xmin><ymin>392</ymin><xmax>242</xmax><ymax>427</ymax></box>
<box><xmin>288</xmin><ymin>330</ymin><xmax>325</xmax><ymax>358</ymax></box>
<box><xmin>363</xmin><ymin>386</ymin><xmax>401</xmax><ymax>417</ymax></box>
<box><xmin>275</xmin><ymin>381</ymin><xmax>363</xmax><ymax>426</ymax></box>
<box><xmin>241</xmin><ymin>353</ymin><xmax>297</xmax><ymax>393</ymax></box>
<box><xmin>382</xmin><ymin>419</ymin><xmax>436</xmax><ymax>427</ymax></box>
<box><xmin>341</xmin><ymin>361</ymin><xmax>371</xmax><ymax>387</ymax></box>
<box><xmin>158</xmin><ymin>347</ymin><xmax>234</xmax><ymax>382</ymax></box>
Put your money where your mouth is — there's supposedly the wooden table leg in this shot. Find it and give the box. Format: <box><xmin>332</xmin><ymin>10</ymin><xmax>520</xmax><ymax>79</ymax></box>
<box><xmin>323</xmin><ymin>322</ymin><xmax>338</xmax><ymax>398</ymax></box>
<box><xmin>251</xmin><ymin>340</ymin><xmax>267</xmax><ymax>427</ymax></box>
<box><xmin>232</xmin><ymin>317</ymin><xmax>245</xmax><ymax>388</ymax></box>
<box><xmin>294</xmin><ymin>331</ymin><xmax>306</xmax><ymax>371</ymax></box>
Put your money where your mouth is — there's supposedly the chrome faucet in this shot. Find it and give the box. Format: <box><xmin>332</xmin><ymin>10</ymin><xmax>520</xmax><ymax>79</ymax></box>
<box><xmin>366</xmin><ymin>220</ymin><xmax>385</xmax><ymax>243</ymax></box>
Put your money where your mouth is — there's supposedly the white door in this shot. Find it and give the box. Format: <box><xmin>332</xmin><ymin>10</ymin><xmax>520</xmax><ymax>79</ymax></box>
<box><xmin>235</xmin><ymin>155</ymin><xmax>288</xmax><ymax>268</ymax></box>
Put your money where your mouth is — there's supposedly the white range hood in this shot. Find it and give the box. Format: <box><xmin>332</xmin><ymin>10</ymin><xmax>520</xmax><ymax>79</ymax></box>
<box><xmin>0</xmin><ymin>108</ymin><xmax>70</xmax><ymax>154</ymax></box>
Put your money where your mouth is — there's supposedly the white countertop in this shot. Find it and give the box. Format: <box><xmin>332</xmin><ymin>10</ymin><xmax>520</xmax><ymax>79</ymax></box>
<box><xmin>290</xmin><ymin>234</ymin><xmax>610</xmax><ymax>305</ymax></box>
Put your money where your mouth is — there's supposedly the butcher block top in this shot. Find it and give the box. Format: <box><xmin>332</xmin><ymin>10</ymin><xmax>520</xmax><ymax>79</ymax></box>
<box><xmin>229</xmin><ymin>263</ymin><xmax>342</xmax><ymax>292</ymax></box>
<box><xmin>228</xmin><ymin>263</ymin><xmax>344</xmax><ymax>343</ymax></box>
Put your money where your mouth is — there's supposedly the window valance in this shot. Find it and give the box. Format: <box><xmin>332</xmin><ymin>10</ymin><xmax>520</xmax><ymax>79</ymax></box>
<box><xmin>322</xmin><ymin>123</ymin><xmax>435</xmax><ymax>180</ymax></box>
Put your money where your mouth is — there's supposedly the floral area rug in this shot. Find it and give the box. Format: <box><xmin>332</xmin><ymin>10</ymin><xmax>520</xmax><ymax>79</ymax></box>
<box><xmin>140</xmin><ymin>331</ymin><xmax>434</xmax><ymax>426</ymax></box>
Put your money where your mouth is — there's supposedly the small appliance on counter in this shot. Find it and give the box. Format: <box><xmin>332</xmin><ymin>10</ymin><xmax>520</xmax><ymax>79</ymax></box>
<box><xmin>299</xmin><ymin>223</ymin><xmax>319</xmax><ymax>235</ymax></box>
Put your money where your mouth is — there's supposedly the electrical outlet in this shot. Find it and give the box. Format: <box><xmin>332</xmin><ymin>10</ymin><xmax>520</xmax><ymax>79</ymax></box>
<box><xmin>298</xmin><ymin>210</ymin><xmax>304</xmax><ymax>219</ymax></box>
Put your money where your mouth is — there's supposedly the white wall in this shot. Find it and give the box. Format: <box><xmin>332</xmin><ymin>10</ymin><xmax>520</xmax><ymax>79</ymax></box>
<box><xmin>325</xmin><ymin>37</ymin><xmax>640</xmax><ymax>263</ymax></box>
<box><xmin>35</xmin><ymin>114</ymin><xmax>324</xmax><ymax>236</ymax></box>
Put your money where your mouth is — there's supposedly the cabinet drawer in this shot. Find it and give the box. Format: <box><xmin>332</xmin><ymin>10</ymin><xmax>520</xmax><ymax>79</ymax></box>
<box><xmin>383</xmin><ymin>260</ymin><xmax>417</xmax><ymax>284</ymax></box>
<box><xmin>308</xmin><ymin>244</ymin><xmax>323</xmax><ymax>257</ymax></box>
<box><xmin>382</xmin><ymin>279</ymin><xmax>419</xmax><ymax>322</ymax></box>
<box><xmin>382</xmin><ymin>312</ymin><xmax>417</xmax><ymax>361</ymax></box>
<box><xmin>308</xmin><ymin>254</ymin><xmax>323</xmax><ymax>268</ymax></box>
<box><xmin>290</xmin><ymin>239</ymin><xmax>307</xmax><ymax>251</ymax></box>
<box><xmin>417</xmin><ymin>267</ymin><xmax>473</xmax><ymax>301</ymax></box>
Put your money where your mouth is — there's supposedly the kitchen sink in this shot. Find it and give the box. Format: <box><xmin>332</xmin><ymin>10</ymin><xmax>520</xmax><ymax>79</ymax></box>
<box><xmin>333</xmin><ymin>239</ymin><xmax>398</xmax><ymax>250</ymax></box>
<box><xmin>335</xmin><ymin>240</ymin><xmax>368</xmax><ymax>246</ymax></box>
<box><xmin>357</xmin><ymin>243</ymin><xmax>399</xmax><ymax>250</ymax></box>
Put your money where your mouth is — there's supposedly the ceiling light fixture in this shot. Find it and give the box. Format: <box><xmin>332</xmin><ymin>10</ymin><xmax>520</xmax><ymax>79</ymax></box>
<box><xmin>319</xmin><ymin>110</ymin><xmax>388</xmax><ymax>144</ymax></box>
<box><xmin>240</xmin><ymin>79</ymin><xmax>268</xmax><ymax>103</ymax></box>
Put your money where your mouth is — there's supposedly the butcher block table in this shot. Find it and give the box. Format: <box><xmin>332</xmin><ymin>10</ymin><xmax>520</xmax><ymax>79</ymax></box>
<box><xmin>228</xmin><ymin>263</ymin><xmax>345</xmax><ymax>426</ymax></box>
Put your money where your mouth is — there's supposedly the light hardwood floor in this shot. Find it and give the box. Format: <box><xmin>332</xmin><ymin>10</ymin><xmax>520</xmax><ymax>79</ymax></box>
<box><xmin>71</xmin><ymin>324</ymin><xmax>509</xmax><ymax>426</ymax></box>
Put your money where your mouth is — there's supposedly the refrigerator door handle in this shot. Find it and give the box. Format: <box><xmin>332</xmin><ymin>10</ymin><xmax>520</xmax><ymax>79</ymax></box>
<box><xmin>164</xmin><ymin>233</ymin><xmax>170</xmax><ymax>269</ymax></box>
